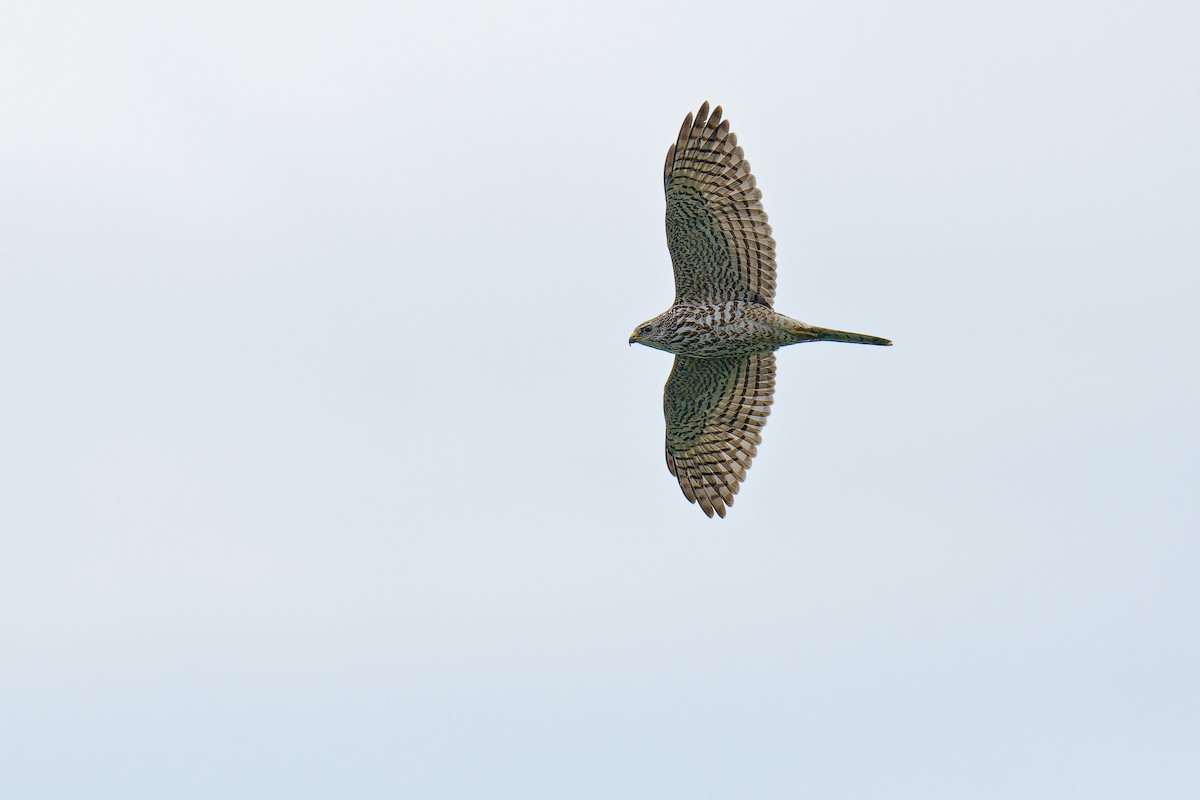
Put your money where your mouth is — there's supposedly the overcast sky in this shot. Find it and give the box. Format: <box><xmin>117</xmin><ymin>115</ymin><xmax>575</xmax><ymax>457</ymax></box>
<box><xmin>2</xmin><ymin>1</ymin><xmax>1198</xmax><ymax>797</ymax></box>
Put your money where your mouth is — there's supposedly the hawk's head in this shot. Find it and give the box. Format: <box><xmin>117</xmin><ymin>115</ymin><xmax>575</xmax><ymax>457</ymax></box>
<box><xmin>628</xmin><ymin>311</ymin><xmax>676</xmax><ymax>353</ymax></box>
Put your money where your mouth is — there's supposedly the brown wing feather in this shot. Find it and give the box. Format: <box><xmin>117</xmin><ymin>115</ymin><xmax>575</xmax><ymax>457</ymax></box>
<box><xmin>663</xmin><ymin>353</ymin><xmax>776</xmax><ymax>518</ymax></box>
<box><xmin>664</xmin><ymin>102</ymin><xmax>777</xmax><ymax>307</ymax></box>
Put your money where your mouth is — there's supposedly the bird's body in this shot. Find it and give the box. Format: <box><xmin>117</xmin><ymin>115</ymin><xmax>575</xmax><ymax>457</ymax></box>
<box><xmin>634</xmin><ymin>300</ymin><xmax>891</xmax><ymax>358</ymax></box>
<box><xmin>630</xmin><ymin>102</ymin><xmax>890</xmax><ymax>518</ymax></box>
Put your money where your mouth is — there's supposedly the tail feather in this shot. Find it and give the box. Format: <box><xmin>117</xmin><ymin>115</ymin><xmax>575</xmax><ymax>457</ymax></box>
<box><xmin>781</xmin><ymin>317</ymin><xmax>892</xmax><ymax>346</ymax></box>
<box><xmin>809</xmin><ymin>326</ymin><xmax>892</xmax><ymax>346</ymax></box>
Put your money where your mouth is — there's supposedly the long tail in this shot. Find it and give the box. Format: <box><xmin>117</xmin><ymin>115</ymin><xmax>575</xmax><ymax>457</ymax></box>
<box><xmin>787</xmin><ymin>321</ymin><xmax>892</xmax><ymax>346</ymax></box>
<box><xmin>810</xmin><ymin>326</ymin><xmax>892</xmax><ymax>346</ymax></box>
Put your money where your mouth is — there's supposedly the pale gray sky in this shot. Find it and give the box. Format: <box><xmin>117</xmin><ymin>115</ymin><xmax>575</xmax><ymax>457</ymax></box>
<box><xmin>2</xmin><ymin>1</ymin><xmax>1198</xmax><ymax>797</ymax></box>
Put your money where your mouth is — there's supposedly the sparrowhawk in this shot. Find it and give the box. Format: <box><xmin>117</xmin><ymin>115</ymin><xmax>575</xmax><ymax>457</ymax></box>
<box><xmin>630</xmin><ymin>102</ymin><xmax>891</xmax><ymax>518</ymax></box>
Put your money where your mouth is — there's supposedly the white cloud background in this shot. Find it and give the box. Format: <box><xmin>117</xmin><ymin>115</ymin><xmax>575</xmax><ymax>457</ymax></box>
<box><xmin>2</xmin><ymin>0</ymin><xmax>1197</xmax><ymax>797</ymax></box>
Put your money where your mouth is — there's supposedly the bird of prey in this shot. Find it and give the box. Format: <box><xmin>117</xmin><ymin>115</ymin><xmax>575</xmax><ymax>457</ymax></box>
<box><xmin>629</xmin><ymin>102</ymin><xmax>891</xmax><ymax>518</ymax></box>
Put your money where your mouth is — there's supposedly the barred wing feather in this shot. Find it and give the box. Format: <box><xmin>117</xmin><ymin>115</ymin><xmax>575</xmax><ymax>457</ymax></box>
<box><xmin>664</xmin><ymin>102</ymin><xmax>778</xmax><ymax>307</ymax></box>
<box><xmin>663</xmin><ymin>353</ymin><xmax>776</xmax><ymax>518</ymax></box>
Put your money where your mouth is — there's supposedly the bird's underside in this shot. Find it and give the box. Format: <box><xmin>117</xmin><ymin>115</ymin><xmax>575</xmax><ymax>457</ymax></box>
<box><xmin>629</xmin><ymin>102</ymin><xmax>891</xmax><ymax>519</ymax></box>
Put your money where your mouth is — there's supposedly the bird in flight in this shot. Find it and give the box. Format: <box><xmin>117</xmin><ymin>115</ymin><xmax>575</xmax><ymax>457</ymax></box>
<box><xmin>630</xmin><ymin>102</ymin><xmax>891</xmax><ymax>518</ymax></box>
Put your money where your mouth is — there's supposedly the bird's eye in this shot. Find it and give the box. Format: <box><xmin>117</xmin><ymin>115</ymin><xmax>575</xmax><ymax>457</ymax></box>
<box><xmin>641</xmin><ymin>325</ymin><xmax>654</xmax><ymax>334</ymax></box>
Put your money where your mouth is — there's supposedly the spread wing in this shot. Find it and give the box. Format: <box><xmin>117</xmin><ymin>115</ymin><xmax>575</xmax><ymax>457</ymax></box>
<box><xmin>663</xmin><ymin>353</ymin><xmax>776</xmax><ymax>518</ymax></box>
<box><xmin>664</xmin><ymin>102</ymin><xmax>777</xmax><ymax>307</ymax></box>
